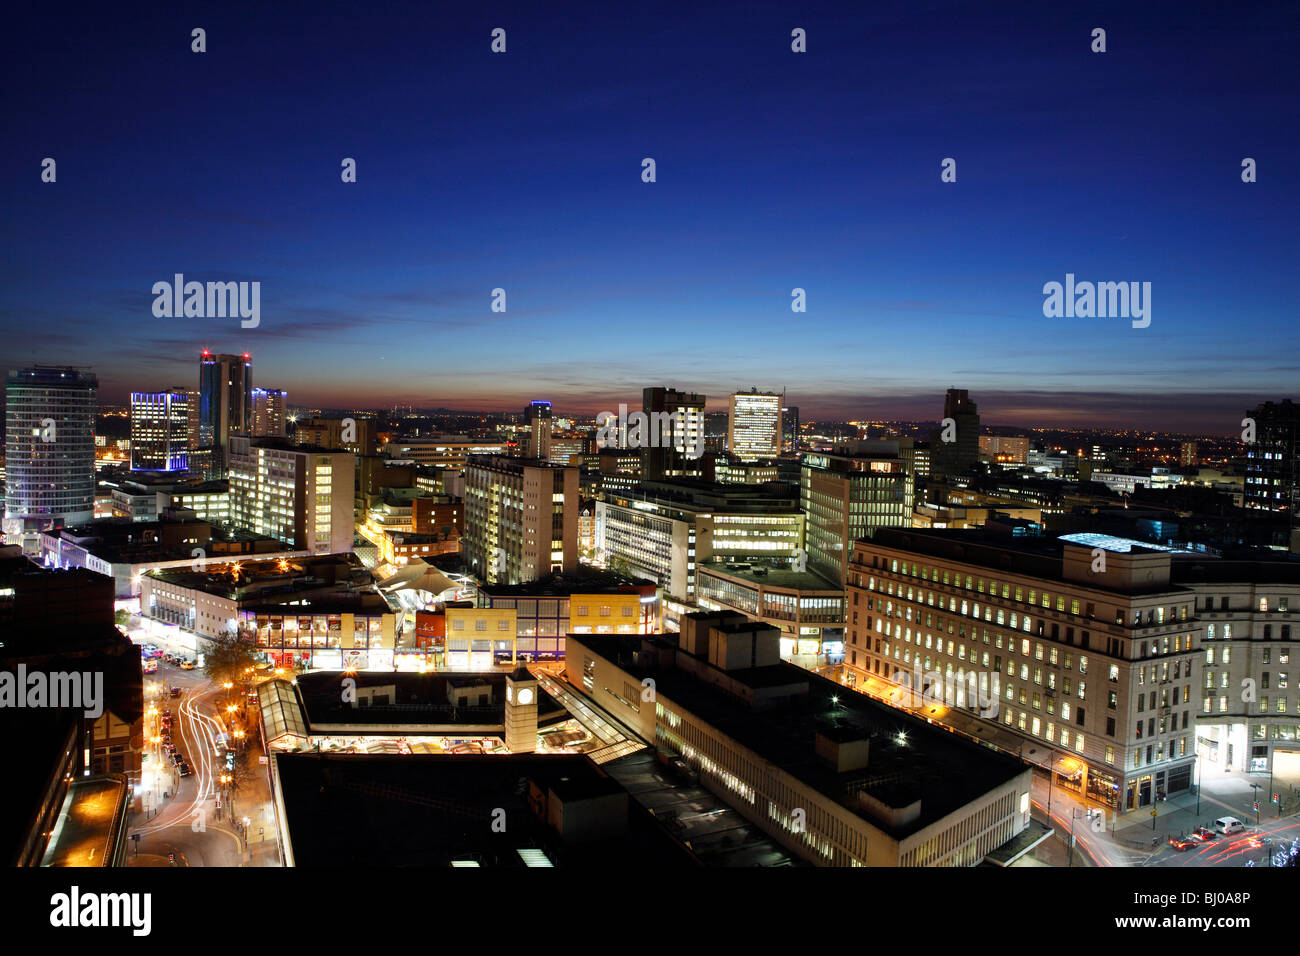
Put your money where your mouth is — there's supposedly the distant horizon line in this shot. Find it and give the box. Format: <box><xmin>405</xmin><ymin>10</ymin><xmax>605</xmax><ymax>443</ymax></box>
<box><xmin>83</xmin><ymin>399</ymin><xmax>1248</xmax><ymax>439</ymax></box>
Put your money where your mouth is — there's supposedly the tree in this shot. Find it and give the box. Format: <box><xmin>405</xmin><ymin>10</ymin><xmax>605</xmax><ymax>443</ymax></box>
<box><xmin>114</xmin><ymin>608</ymin><xmax>132</xmax><ymax>629</ymax></box>
<box><xmin>202</xmin><ymin>631</ymin><xmax>261</xmax><ymax>687</ymax></box>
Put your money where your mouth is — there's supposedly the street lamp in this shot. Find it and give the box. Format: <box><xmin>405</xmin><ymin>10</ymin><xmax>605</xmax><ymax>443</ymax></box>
<box><xmin>1195</xmin><ymin>752</ymin><xmax>1201</xmax><ymax>816</ymax></box>
<box><xmin>1068</xmin><ymin>807</ymin><xmax>1086</xmax><ymax>867</ymax></box>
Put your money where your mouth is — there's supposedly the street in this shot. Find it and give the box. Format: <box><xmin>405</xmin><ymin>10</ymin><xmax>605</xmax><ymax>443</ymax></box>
<box><xmin>125</xmin><ymin>647</ymin><xmax>281</xmax><ymax>867</ymax></box>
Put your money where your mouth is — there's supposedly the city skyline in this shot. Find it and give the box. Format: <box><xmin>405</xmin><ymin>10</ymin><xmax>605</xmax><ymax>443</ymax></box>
<box><xmin>3</xmin><ymin>2</ymin><xmax>1297</xmax><ymax>430</ymax></box>
<box><xmin>4</xmin><ymin>0</ymin><xmax>1300</xmax><ymax>891</ymax></box>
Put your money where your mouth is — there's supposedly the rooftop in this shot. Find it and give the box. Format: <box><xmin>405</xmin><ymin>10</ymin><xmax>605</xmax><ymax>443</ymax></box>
<box><xmin>478</xmin><ymin>566</ymin><xmax>655</xmax><ymax>598</ymax></box>
<box><xmin>291</xmin><ymin>670</ymin><xmax>566</xmax><ymax>729</ymax></box>
<box><xmin>274</xmin><ymin>752</ymin><xmax>697</xmax><ymax>867</ymax></box>
<box><xmin>698</xmin><ymin>560</ymin><xmax>842</xmax><ymax>592</ymax></box>
<box><xmin>572</xmin><ymin>634</ymin><xmax>1026</xmax><ymax>841</ymax></box>
<box><xmin>865</xmin><ymin>528</ymin><xmax>1193</xmax><ymax>596</ymax></box>
<box><xmin>144</xmin><ymin>553</ymin><xmax>365</xmax><ymax>599</ymax></box>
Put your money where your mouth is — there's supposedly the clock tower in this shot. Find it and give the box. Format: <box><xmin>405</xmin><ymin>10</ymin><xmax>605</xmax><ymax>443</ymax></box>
<box><xmin>504</xmin><ymin>666</ymin><xmax>539</xmax><ymax>753</ymax></box>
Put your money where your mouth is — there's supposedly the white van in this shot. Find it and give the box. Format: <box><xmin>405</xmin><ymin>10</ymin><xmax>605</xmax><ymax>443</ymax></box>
<box><xmin>1213</xmin><ymin>816</ymin><xmax>1244</xmax><ymax>835</ymax></box>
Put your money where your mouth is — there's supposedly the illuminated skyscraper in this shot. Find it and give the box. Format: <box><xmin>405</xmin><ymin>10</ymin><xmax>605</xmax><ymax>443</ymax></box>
<box><xmin>728</xmin><ymin>389</ymin><xmax>782</xmax><ymax>460</ymax></box>
<box><xmin>130</xmin><ymin>389</ymin><xmax>191</xmax><ymax>471</ymax></box>
<box><xmin>251</xmin><ymin>387</ymin><xmax>287</xmax><ymax>438</ymax></box>
<box><xmin>198</xmin><ymin>351</ymin><xmax>252</xmax><ymax>476</ymax></box>
<box><xmin>3</xmin><ymin>366</ymin><xmax>98</xmax><ymax>540</ymax></box>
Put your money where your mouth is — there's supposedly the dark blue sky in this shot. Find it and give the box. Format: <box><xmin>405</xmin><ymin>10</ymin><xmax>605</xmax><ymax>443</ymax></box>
<box><xmin>3</xmin><ymin>0</ymin><xmax>1296</xmax><ymax>431</ymax></box>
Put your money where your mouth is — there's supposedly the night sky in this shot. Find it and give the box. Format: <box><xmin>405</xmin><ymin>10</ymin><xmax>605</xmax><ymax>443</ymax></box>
<box><xmin>2</xmin><ymin>0</ymin><xmax>1296</xmax><ymax>431</ymax></box>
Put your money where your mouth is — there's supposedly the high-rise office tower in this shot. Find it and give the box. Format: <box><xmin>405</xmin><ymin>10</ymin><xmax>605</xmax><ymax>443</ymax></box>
<box><xmin>198</xmin><ymin>351</ymin><xmax>252</xmax><ymax>471</ymax></box>
<box><xmin>931</xmin><ymin>387</ymin><xmax>980</xmax><ymax>478</ymax></box>
<box><xmin>130</xmin><ymin>389</ymin><xmax>191</xmax><ymax>472</ymax></box>
<box><xmin>4</xmin><ymin>367</ymin><xmax>98</xmax><ymax>539</ymax></box>
<box><xmin>463</xmin><ymin>455</ymin><xmax>579</xmax><ymax>584</ymax></box>
<box><xmin>1243</xmin><ymin>399</ymin><xmax>1299</xmax><ymax>514</ymax></box>
<box><xmin>1179</xmin><ymin>441</ymin><xmax>1199</xmax><ymax>468</ymax></box>
<box><xmin>728</xmin><ymin>389</ymin><xmax>782</xmax><ymax>460</ymax></box>
<box><xmin>177</xmin><ymin>386</ymin><xmax>200</xmax><ymax>451</ymax></box>
<box><xmin>251</xmin><ymin>387</ymin><xmax>287</xmax><ymax>438</ymax></box>
<box><xmin>524</xmin><ymin>400</ymin><xmax>553</xmax><ymax>460</ymax></box>
<box><xmin>227</xmin><ymin>436</ymin><xmax>355</xmax><ymax>554</ymax></box>
<box><xmin>800</xmin><ymin>443</ymin><xmax>913</xmax><ymax>587</ymax></box>
<box><xmin>782</xmin><ymin>404</ymin><xmax>799</xmax><ymax>453</ymax></box>
<box><xmin>641</xmin><ymin>387</ymin><xmax>706</xmax><ymax>480</ymax></box>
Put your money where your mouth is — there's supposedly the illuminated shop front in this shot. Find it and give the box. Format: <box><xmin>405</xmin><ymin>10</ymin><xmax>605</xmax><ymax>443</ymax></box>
<box><xmin>243</xmin><ymin>604</ymin><xmax>396</xmax><ymax>670</ymax></box>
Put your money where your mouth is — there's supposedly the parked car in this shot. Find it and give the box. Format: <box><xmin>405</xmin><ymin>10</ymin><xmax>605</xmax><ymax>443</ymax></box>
<box><xmin>170</xmin><ymin>687</ymin><xmax>183</xmax><ymax>699</ymax></box>
<box><xmin>1213</xmin><ymin>817</ymin><xmax>1245</xmax><ymax>835</ymax></box>
<box><xmin>180</xmin><ymin>660</ymin><xmax>196</xmax><ymax>670</ymax></box>
<box><xmin>177</xmin><ymin>764</ymin><xmax>192</xmax><ymax>777</ymax></box>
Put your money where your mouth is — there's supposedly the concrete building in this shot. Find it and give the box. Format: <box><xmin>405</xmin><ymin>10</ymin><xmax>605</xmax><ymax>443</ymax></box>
<box><xmin>4</xmin><ymin>366</ymin><xmax>98</xmax><ymax>542</ymax></box>
<box><xmin>597</xmin><ymin>480</ymin><xmax>803</xmax><ymax>603</ymax></box>
<box><xmin>549</xmin><ymin>432</ymin><xmax>590</xmax><ymax>466</ymax></box>
<box><xmin>140</xmin><ymin>552</ymin><xmax>386</xmax><ymax>655</ymax></box>
<box><xmin>1243</xmin><ymin>399</ymin><xmax>1298</xmax><ymax>515</ymax></box>
<box><xmin>801</xmin><ymin>443</ymin><xmax>914</xmax><ymax>589</ymax></box>
<box><xmin>463</xmin><ymin>455</ymin><xmax>579</xmax><ymax>585</ymax></box>
<box><xmin>979</xmin><ymin>435</ymin><xmax>1030</xmax><ymax>465</ymax></box>
<box><xmin>714</xmin><ymin>457</ymin><xmax>781</xmax><ymax>485</ymax></box>
<box><xmin>696</xmin><ymin>562</ymin><xmax>846</xmax><ymax>661</ymax></box>
<box><xmin>1172</xmin><ymin>556</ymin><xmax>1300</xmax><ymax>779</ymax></box>
<box><xmin>782</xmin><ymin>404</ymin><xmax>799</xmax><ymax>453</ymax></box>
<box><xmin>227</xmin><ymin>436</ymin><xmax>356</xmax><ymax>555</ymax></box>
<box><xmin>385</xmin><ymin>436</ymin><xmax>509</xmax><ymax>468</ymax></box>
<box><xmin>843</xmin><ymin>529</ymin><xmax>1232</xmax><ymax>812</ymax></box>
<box><xmin>641</xmin><ymin>387</ymin><xmax>707</xmax><ymax>481</ymax></box>
<box><xmin>295</xmin><ymin>415</ymin><xmax>377</xmax><ymax>456</ymax></box>
<box><xmin>728</xmin><ymin>390</ymin><xmax>782</xmax><ymax>461</ymax></box>
<box><xmin>524</xmin><ymin>401</ymin><xmax>553</xmax><ymax>461</ymax></box>
<box><xmin>567</xmin><ymin>619</ymin><xmax>1032</xmax><ymax>866</ymax></box>
<box><xmin>931</xmin><ymin>388</ymin><xmax>979</xmax><ymax>478</ymax></box>
<box><xmin>41</xmin><ymin>517</ymin><xmax>296</xmax><ymax>599</ymax></box>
